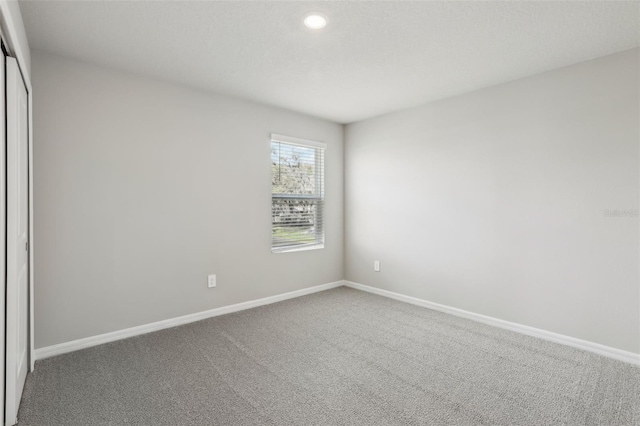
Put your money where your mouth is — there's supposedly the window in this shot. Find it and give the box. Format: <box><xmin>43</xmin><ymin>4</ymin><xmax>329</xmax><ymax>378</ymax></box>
<box><xmin>271</xmin><ymin>134</ymin><xmax>326</xmax><ymax>252</ymax></box>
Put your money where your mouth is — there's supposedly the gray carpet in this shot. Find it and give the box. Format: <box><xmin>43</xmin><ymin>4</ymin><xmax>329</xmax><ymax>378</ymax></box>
<box><xmin>18</xmin><ymin>287</ymin><xmax>640</xmax><ymax>425</ymax></box>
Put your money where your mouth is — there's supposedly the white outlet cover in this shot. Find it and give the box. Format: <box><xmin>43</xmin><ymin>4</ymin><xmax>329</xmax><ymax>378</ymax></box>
<box><xmin>208</xmin><ymin>274</ymin><xmax>217</xmax><ymax>288</ymax></box>
<box><xmin>374</xmin><ymin>261</ymin><xmax>380</xmax><ymax>272</ymax></box>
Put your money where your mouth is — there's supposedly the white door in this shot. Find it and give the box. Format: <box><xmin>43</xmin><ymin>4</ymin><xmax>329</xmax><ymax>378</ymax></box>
<box><xmin>5</xmin><ymin>56</ymin><xmax>29</xmax><ymax>426</ymax></box>
<box><xmin>0</xmin><ymin>45</ymin><xmax>7</xmax><ymax>426</ymax></box>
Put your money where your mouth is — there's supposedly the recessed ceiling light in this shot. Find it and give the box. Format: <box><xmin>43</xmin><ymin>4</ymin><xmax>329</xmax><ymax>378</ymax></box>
<box><xmin>304</xmin><ymin>14</ymin><xmax>327</xmax><ymax>29</ymax></box>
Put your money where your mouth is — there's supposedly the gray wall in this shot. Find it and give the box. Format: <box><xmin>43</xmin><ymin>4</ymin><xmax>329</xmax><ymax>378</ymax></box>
<box><xmin>345</xmin><ymin>48</ymin><xmax>640</xmax><ymax>353</ymax></box>
<box><xmin>32</xmin><ymin>51</ymin><xmax>344</xmax><ymax>348</ymax></box>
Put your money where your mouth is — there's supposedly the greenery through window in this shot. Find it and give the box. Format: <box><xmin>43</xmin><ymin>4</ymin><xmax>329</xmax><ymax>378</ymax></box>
<box><xmin>271</xmin><ymin>136</ymin><xmax>325</xmax><ymax>252</ymax></box>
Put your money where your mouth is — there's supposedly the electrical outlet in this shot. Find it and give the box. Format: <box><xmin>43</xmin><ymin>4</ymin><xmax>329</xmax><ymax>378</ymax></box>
<box><xmin>208</xmin><ymin>274</ymin><xmax>217</xmax><ymax>288</ymax></box>
<box><xmin>374</xmin><ymin>261</ymin><xmax>380</xmax><ymax>272</ymax></box>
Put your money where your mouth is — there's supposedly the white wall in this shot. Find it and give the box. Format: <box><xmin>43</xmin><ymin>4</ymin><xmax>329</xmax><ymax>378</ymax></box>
<box><xmin>345</xmin><ymin>48</ymin><xmax>640</xmax><ymax>353</ymax></box>
<box><xmin>32</xmin><ymin>51</ymin><xmax>344</xmax><ymax>349</ymax></box>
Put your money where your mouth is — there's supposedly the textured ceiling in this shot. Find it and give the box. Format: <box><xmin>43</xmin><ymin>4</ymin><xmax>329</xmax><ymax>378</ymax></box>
<box><xmin>20</xmin><ymin>1</ymin><xmax>640</xmax><ymax>124</ymax></box>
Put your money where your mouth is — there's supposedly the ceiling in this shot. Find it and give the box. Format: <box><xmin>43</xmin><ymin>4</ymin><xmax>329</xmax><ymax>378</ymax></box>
<box><xmin>20</xmin><ymin>1</ymin><xmax>640</xmax><ymax>124</ymax></box>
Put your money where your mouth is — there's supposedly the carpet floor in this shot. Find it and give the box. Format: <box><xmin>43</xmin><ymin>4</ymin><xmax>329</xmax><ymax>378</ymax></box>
<box><xmin>18</xmin><ymin>287</ymin><xmax>640</xmax><ymax>425</ymax></box>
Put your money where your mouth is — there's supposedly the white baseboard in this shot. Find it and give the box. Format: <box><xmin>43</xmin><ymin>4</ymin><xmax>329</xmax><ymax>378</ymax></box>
<box><xmin>35</xmin><ymin>279</ymin><xmax>640</xmax><ymax>366</ymax></box>
<box><xmin>35</xmin><ymin>280</ymin><xmax>345</xmax><ymax>361</ymax></box>
<box><xmin>344</xmin><ymin>280</ymin><xmax>640</xmax><ymax>366</ymax></box>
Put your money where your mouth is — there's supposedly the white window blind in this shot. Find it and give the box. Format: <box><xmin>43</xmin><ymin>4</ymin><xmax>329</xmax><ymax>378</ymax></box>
<box><xmin>271</xmin><ymin>134</ymin><xmax>326</xmax><ymax>252</ymax></box>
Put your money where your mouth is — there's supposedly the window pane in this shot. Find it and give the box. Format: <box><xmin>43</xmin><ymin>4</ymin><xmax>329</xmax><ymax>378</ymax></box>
<box><xmin>271</xmin><ymin>143</ymin><xmax>319</xmax><ymax>196</ymax></box>
<box><xmin>272</xmin><ymin>198</ymin><xmax>323</xmax><ymax>248</ymax></box>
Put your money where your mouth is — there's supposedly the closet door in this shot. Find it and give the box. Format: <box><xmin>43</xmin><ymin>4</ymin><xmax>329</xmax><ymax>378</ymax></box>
<box><xmin>5</xmin><ymin>56</ymin><xmax>29</xmax><ymax>426</ymax></box>
<box><xmin>0</xmin><ymin>43</ymin><xmax>6</xmax><ymax>426</ymax></box>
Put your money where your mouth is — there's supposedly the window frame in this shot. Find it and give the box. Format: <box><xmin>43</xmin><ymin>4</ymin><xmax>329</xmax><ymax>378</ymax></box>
<box><xmin>270</xmin><ymin>134</ymin><xmax>326</xmax><ymax>253</ymax></box>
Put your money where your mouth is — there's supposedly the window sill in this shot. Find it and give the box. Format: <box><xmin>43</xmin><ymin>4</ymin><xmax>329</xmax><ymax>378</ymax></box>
<box><xmin>272</xmin><ymin>244</ymin><xmax>324</xmax><ymax>254</ymax></box>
